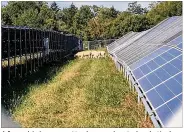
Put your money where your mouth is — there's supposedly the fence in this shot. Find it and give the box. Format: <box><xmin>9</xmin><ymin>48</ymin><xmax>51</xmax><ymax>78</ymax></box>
<box><xmin>1</xmin><ymin>25</ymin><xmax>81</xmax><ymax>84</ymax></box>
<box><xmin>83</xmin><ymin>39</ymin><xmax>116</xmax><ymax>50</ymax></box>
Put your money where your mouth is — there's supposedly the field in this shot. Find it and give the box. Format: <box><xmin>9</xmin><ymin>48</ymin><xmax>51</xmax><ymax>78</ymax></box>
<box><xmin>10</xmin><ymin>55</ymin><xmax>153</xmax><ymax>128</ymax></box>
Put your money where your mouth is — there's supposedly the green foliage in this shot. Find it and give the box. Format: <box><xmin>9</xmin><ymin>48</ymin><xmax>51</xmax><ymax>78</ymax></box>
<box><xmin>13</xmin><ymin>9</ymin><xmax>40</xmax><ymax>28</ymax></box>
<box><xmin>2</xmin><ymin>1</ymin><xmax>182</xmax><ymax>41</ymax></box>
<box><xmin>146</xmin><ymin>1</ymin><xmax>182</xmax><ymax>25</ymax></box>
<box><xmin>127</xmin><ymin>1</ymin><xmax>148</xmax><ymax>14</ymax></box>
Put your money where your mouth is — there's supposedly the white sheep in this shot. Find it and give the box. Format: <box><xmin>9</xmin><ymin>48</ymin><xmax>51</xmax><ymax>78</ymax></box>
<box><xmin>82</xmin><ymin>51</ymin><xmax>91</xmax><ymax>58</ymax></box>
<box><xmin>99</xmin><ymin>51</ymin><xmax>106</xmax><ymax>58</ymax></box>
<box><xmin>75</xmin><ymin>52</ymin><xmax>83</xmax><ymax>58</ymax></box>
<box><xmin>75</xmin><ymin>50</ymin><xmax>106</xmax><ymax>59</ymax></box>
<box><xmin>92</xmin><ymin>51</ymin><xmax>100</xmax><ymax>58</ymax></box>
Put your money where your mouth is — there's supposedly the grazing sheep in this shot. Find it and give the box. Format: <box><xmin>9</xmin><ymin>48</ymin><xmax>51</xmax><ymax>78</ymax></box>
<box><xmin>82</xmin><ymin>51</ymin><xmax>91</xmax><ymax>58</ymax></box>
<box><xmin>75</xmin><ymin>52</ymin><xmax>84</xmax><ymax>58</ymax></box>
<box><xmin>90</xmin><ymin>51</ymin><xmax>99</xmax><ymax>58</ymax></box>
<box><xmin>75</xmin><ymin>50</ymin><xmax>106</xmax><ymax>59</ymax></box>
<box><xmin>99</xmin><ymin>51</ymin><xmax>106</xmax><ymax>58</ymax></box>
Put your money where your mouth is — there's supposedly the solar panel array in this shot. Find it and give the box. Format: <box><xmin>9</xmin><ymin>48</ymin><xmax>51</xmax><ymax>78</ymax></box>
<box><xmin>109</xmin><ymin>16</ymin><xmax>182</xmax><ymax>66</ymax></box>
<box><xmin>131</xmin><ymin>36</ymin><xmax>182</xmax><ymax>127</ymax></box>
<box><xmin>107</xmin><ymin>16</ymin><xmax>182</xmax><ymax>128</ymax></box>
<box><xmin>107</xmin><ymin>31</ymin><xmax>135</xmax><ymax>53</ymax></box>
<box><xmin>110</xmin><ymin>31</ymin><xmax>148</xmax><ymax>55</ymax></box>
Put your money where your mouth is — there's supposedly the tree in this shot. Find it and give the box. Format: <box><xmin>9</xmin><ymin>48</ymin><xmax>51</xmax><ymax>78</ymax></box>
<box><xmin>13</xmin><ymin>9</ymin><xmax>40</xmax><ymax>28</ymax></box>
<box><xmin>146</xmin><ymin>1</ymin><xmax>182</xmax><ymax>25</ymax></box>
<box><xmin>1</xmin><ymin>1</ymin><xmax>42</xmax><ymax>26</ymax></box>
<box><xmin>50</xmin><ymin>2</ymin><xmax>60</xmax><ymax>30</ymax></box>
<box><xmin>1</xmin><ymin>1</ymin><xmax>182</xmax><ymax>41</ymax></box>
<box><xmin>98</xmin><ymin>6</ymin><xmax>119</xmax><ymax>20</ymax></box>
<box><xmin>127</xmin><ymin>1</ymin><xmax>147</xmax><ymax>14</ymax></box>
<box><xmin>2</xmin><ymin>7</ymin><xmax>12</xmax><ymax>25</ymax></box>
<box><xmin>60</xmin><ymin>3</ymin><xmax>78</xmax><ymax>32</ymax></box>
<box><xmin>39</xmin><ymin>3</ymin><xmax>54</xmax><ymax>29</ymax></box>
<box><xmin>109</xmin><ymin>6</ymin><xmax>119</xmax><ymax>18</ymax></box>
<box><xmin>50</xmin><ymin>1</ymin><xmax>60</xmax><ymax>12</ymax></box>
<box><xmin>73</xmin><ymin>5</ymin><xmax>94</xmax><ymax>35</ymax></box>
<box><xmin>91</xmin><ymin>5</ymin><xmax>100</xmax><ymax>16</ymax></box>
<box><xmin>148</xmin><ymin>1</ymin><xmax>159</xmax><ymax>9</ymax></box>
<box><xmin>109</xmin><ymin>12</ymin><xmax>132</xmax><ymax>38</ymax></box>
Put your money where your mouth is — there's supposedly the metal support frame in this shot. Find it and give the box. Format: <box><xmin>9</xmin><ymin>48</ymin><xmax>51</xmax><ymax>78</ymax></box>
<box><xmin>36</xmin><ymin>29</ymin><xmax>39</xmax><ymax>69</ymax></box>
<box><xmin>25</xmin><ymin>28</ymin><xmax>27</xmax><ymax>76</ymax></box>
<box><xmin>29</xmin><ymin>28</ymin><xmax>32</xmax><ymax>74</ymax></box>
<box><xmin>14</xmin><ymin>28</ymin><xmax>17</xmax><ymax>77</ymax></box>
<box><xmin>2</xmin><ymin>26</ymin><xmax>80</xmax><ymax>85</ymax></box>
<box><xmin>19</xmin><ymin>28</ymin><xmax>22</xmax><ymax>77</ymax></box>
<box><xmin>41</xmin><ymin>30</ymin><xmax>43</xmax><ymax>66</ymax></box>
<box><xmin>7</xmin><ymin>28</ymin><xmax>10</xmax><ymax>80</ymax></box>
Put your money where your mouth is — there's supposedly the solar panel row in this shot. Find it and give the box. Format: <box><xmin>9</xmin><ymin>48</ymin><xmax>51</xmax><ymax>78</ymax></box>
<box><xmin>107</xmin><ymin>32</ymin><xmax>136</xmax><ymax>53</ymax></box>
<box><xmin>106</xmin><ymin>16</ymin><xmax>182</xmax><ymax>128</ymax></box>
<box><xmin>111</xmin><ymin>16</ymin><xmax>182</xmax><ymax>66</ymax></box>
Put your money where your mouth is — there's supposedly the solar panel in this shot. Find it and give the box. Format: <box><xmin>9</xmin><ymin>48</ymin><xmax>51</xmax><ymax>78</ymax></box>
<box><xmin>107</xmin><ymin>16</ymin><xmax>182</xmax><ymax>127</ymax></box>
<box><xmin>177</xmin><ymin>43</ymin><xmax>182</xmax><ymax>49</ymax></box>
<box><xmin>131</xmin><ymin>45</ymin><xmax>182</xmax><ymax>127</ymax></box>
<box><xmin>112</xmin><ymin>31</ymin><xmax>149</xmax><ymax>54</ymax></box>
<box><xmin>107</xmin><ymin>32</ymin><xmax>135</xmax><ymax>53</ymax></box>
<box><xmin>130</xmin><ymin>35</ymin><xmax>182</xmax><ymax>70</ymax></box>
<box><xmin>115</xmin><ymin>16</ymin><xmax>182</xmax><ymax>66</ymax></box>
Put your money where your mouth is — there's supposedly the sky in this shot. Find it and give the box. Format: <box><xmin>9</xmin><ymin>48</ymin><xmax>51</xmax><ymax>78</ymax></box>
<box><xmin>1</xmin><ymin>1</ymin><xmax>152</xmax><ymax>11</ymax></box>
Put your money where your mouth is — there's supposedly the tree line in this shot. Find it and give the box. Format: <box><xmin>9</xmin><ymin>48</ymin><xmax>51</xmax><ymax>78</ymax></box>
<box><xmin>2</xmin><ymin>1</ymin><xmax>182</xmax><ymax>41</ymax></box>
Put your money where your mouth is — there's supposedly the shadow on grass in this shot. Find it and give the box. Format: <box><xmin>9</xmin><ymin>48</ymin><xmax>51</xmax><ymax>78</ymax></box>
<box><xmin>1</xmin><ymin>55</ymin><xmax>75</xmax><ymax>113</ymax></box>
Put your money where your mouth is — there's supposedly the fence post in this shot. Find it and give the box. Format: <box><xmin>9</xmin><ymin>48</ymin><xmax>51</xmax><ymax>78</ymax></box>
<box><xmin>8</xmin><ymin>28</ymin><xmax>10</xmax><ymax>80</ymax></box>
<box><xmin>14</xmin><ymin>28</ymin><xmax>17</xmax><ymax>78</ymax></box>
<box><xmin>88</xmin><ymin>41</ymin><xmax>90</xmax><ymax>50</ymax></box>
<box><xmin>20</xmin><ymin>28</ymin><xmax>22</xmax><ymax>77</ymax></box>
<box><xmin>25</xmin><ymin>28</ymin><xmax>27</xmax><ymax>75</ymax></box>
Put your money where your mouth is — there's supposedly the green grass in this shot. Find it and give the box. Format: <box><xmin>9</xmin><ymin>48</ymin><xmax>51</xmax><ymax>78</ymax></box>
<box><xmin>11</xmin><ymin>56</ymin><xmax>153</xmax><ymax>128</ymax></box>
<box><xmin>2</xmin><ymin>53</ymin><xmax>43</xmax><ymax>68</ymax></box>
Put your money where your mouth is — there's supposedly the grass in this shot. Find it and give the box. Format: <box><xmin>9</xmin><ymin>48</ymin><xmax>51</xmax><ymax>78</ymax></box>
<box><xmin>2</xmin><ymin>52</ymin><xmax>43</xmax><ymax>68</ymax></box>
<box><xmin>9</xmin><ymin>56</ymin><xmax>153</xmax><ymax>128</ymax></box>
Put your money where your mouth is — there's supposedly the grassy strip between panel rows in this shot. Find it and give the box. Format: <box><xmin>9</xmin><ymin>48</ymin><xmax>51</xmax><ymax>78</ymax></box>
<box><xmin>12</xmin><ymin>57</ymin><xmax>153</xmax><ymax>128</ymax></box>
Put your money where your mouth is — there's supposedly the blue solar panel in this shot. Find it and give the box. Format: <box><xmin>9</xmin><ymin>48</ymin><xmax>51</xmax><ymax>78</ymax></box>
<box><xmin>154</xmin><ymin>56</ymin><xmax>167</xmax><ymax>66</ymax></box>
<box><xmin>154</xmin><ymin>68</ymin><xmax>171</xmax><ymax>81</ymax></box>
<box><xmin>130</xmin><ymin>45</ymin><xmax>182</xmax><ymax>127</ymax></box>
<box><xmin>178</xmin><ymin>94</ymin><xmax>182</xmax><ymax>102</ymax></box>
<box><xmin>133</xmin><ymin>68</ymin><xmax>144</xmax><ymax>79</ymax></box>
<box><xmin>130</xmin><ymin>35</ymin><xmax>182</xmax><ymax>71</ymax></box>
<box><xmin>162</xmin><ymin>63</ymin><xmax>180</xmax><ymax>76</ymax></box>
<box><xmin>138</xmin><ymin>77</ymin><xmax>153</xmax><ymax>91</ymax></box>
<box><xmin>168</xmin><ymin>35</ymin><xmax>182</xmax><ymax>45</ymax></box>
<box><xmin>130</xmin><ymin>46</ymin><xmax>170</xmax><ymax>70</ymax></box>
<box><xmin>160</xmin><ymin>52</ymin><xmax>175</xmax><ymax>61</ymax></box>
<box><xmin>146</xmin><ymin>90</ymin><xmax>164</xmax><ymax>108</ymax></box>
<box><xmin>170</xmin><ymin>57</ymin><xmax>182</xmax><ymax>70</ymax></box>
<box><xmin>177</xmin><ymin>43</ymin><xmax>182</xmax><ymax>49</ymax></box>
<box><xmin>147</xmin><ymin>60</ymin><xmax>159</xmax><ymax>70</ymax></box>
<box><xmin>156</xmin><ymin>104</ymin><xmax>173</xmax><ymax>126</ymax></box>
<box><xmin>109</xmin><ymin>16</ymin><xmax>182</xmax><ymax>127</ymax></box>
<box><xmin>164</xmin><ymin>78</ymin><xmax>182</xmax><ymax>95</ymax></box>
<box><xmin>174</xmin><ymin>72</ymin><xmax>182</xmax><ymax>85</ymax></box>
<box><xmin>139</xmin><ymin>64</ymin><xmax>151</xmax><ymax>75</ymax></box>
<box><xmin>155</xmin><ymin>84</ymin><xmax>175</xmax><ymax>102</ymax></box>
<box><xmin>178</xmin><ymin>55</ymin><xmax>182</xmax><ymax>61</ymax></box>
<box><xmin>167</xmin><ymin>48</ymin><xmax>181</xmax><ymax>57</ymax></box>
<box><xmin>167</xmin><ymin>97</ymin><xmax>181</xmax><ymax>113</ymax></box>
<box><xmin>146</xmin><ymin>73</ymin><xmax>162</xmax><ymax>87</ymax></box>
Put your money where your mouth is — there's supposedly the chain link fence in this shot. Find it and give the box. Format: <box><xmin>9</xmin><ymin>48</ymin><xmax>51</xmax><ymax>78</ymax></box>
<box><xmin>83</xmin><ymin>39</ymin><xmax>116</xmax><ymax>50</ymax></box>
